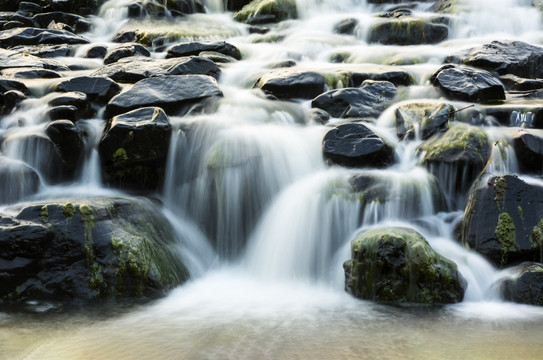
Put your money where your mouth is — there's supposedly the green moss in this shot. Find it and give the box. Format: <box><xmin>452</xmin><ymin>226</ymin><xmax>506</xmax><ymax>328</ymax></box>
<box><xmin>80</xmin><ymin>204</ymin><xmax>95</xmax><ymax>267</ymax></box>
<box><xmin>234</xmin><ymin>0</ymin><xmax>297</xmax><ymax>23</ymax></box>
<box><xmin>531</xmin><ymin>219</ymin><xmax>543</xmax><ymax>262</ymax></box>
<box><xmin>89</xmin><ymin>262</ymin><xmax>105</xmax><ymax>294</ymax></box>
<box><xmin>62</xmin><ymin>202</ymin><xmax>75</xmax><ymax>219</ymax></box>
<box><xmin>493</xmin><ymin>175</ymin><xmax>507</xmax><ymax>211</ymax></box>
<box><xmin>113</xmin><ymin>148</ymin><xmax>128</xmax><ymax>168</ymax></box>
<box><xmin>495</xmin><ymin>212</ymin><xmax>519</xmax><ymax>266</ymax></box>
<box><xmin>40</xmin><ymin>205</ymin><xmax>49</xmax><ymax>223</ymax></box>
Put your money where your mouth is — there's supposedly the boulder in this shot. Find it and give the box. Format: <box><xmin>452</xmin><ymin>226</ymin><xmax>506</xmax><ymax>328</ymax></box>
<box><xmin>333</xmin><ymin>18</ymin><xmax>358</xmax><ymax>35</ymax></box>
<box><xmin>0</xmin><ymin>48</ymin><xmax>69</xmax><ymax>71</ymax></box>
<box><xmin>0</xmin><ymin>156</ymin><xmax>40</xmax><ymax>204</ymax></box>
<box><xmin>44</xmin><ymin>119</ymin><xmax>84</xmax><ymax>175</ymax></box>
<box><xmin>0</xmin><ymin>27</ymin><xmax>89</xmax><ymax>48</ymax></box>
<box><xmin>445</xmin><ymin>40</ymin><xmax>543</xmax><ymax>80</ymax></box>
<box><xmin>165</xmin><ymin>41</ymin><xmax>241</xmax><ymax>60</ymax></box>
<box><xmin>104</xmin><ymin>74</ymin><xmax>223</xmax><ymax>118</ymax></box>
<box><xmin>344</xmin><ymin>227</ymin><xmax>466</xmax><ymax>304</ymax></box>
<box><xmin>394</xmin><ymin>102</ymin><xmax>453</xmax><ymax>140</ymax></box>
<box><xmin>500</xmin><ymin>263</ymin><xmax>543</xmax><ymax>306</ymax></box>
<box><xmin>233</xmin><ymin>0</ymin><xmax>297</xmax><ymax>24</ymax></box>
<box><xmin>0</xmin><ymin>89</ymin><xmax>26</xmax><ymax>114</ymax></box>
<box><xmin>85</xmin><ymin>44</ymin><xmax>107</xmax><ymax>59</ymax></box>
<box><xmin>48</xmin><ymin>91</ymin><xmax>93</xmax><ymax>118</ymax></box>
<box><xmin>98</xmin><ymin>107</ymin><xmax>172</xmax><ymax>192</ymax></box>
<box><xmin>368</xmin><ymin>18</ymin><xmax>448</xmax><ymax>45</ymax></box>
<box><xmin>55</xmin><ymin>76</ymin><xmax>122</xmax><ymax>104</ymax></box>
<box><xmin>103</xmin><ymin>43</ymin><xmax>151</xmax><ymax>65</ymax></box>
<box><xmin>418</xmin><ymin>123</ymin><xmax>490</xmax><ymax>204</ymax></box>
<box><xmin>311</xmin><ymin>80</ymin><xmax>396</xmax><ymax>119</ymax></box>
<box><xmin>255</xmin><ymin>69</ymin><xmax>326</xmax><ymax>100</ymax></box>
<box><xmin>46</xmin><ymin>105</ymin><xmax>79</xmax><ymax>122</ymax></box>
<box><xmin>512</xmin><ymin>129</ymin><xmax>543</xmax><ymax>173</ymax></box>
<box><xmin>500</xmin><ymin>74</ymin><xmax>543</xmax><ymax>92</ymax></box>
<box><xmin>0</xmin><ymin>77</ymin><xmax>30</xmax><ymax>96</ymax></box>
<box><xmin>431</xmin><ymin>65</ymin><xmax>505</xmax><ymax>103</ymax></box>
<box><xmin>32</xmin><ymin>11</ymin><xmax>90</xmax><ymax>32</ymax></box>
<box><xmin>322</xmin><ymin>123</ymin><xmax>395</xmax><ymax>168</ymax></box>
<box><xmin>8</xmin><ymin>43</ymin><xmax>72</xmax><ymax>58</ymax></box>
<box><xmin>0</xmin><ymin>197</ymin><xmax>189</xmax><ymax>306</ymax></box>
<box><xmin>2</xmin><ymin>68</ymin><xmax>62</xmax><ymax>79</ymax></box>
<box><xmin>461</xmin><ymin>175</ymin><xmax>543</xmax><ymax>267</ymax></box>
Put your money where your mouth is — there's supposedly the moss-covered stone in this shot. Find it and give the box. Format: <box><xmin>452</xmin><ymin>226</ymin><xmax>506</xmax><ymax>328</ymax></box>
<box><xmin>495</xmin><ymin>212</ymin><xmax>519</xmax><ymax>266</ymax></box>
<box><xmin>344</xmin><ymin>227</ymin><xmax>465</xmax><ymax>304</ymax></box>
<box><xmin>234</xmin><ymin>0</ymin><xmax>297</xmax><ymax>24</ymax></box>
<box><xmin>368</xmin><ymin>18</ymin><xmax>449</xmax><ymax>45</ymax></box>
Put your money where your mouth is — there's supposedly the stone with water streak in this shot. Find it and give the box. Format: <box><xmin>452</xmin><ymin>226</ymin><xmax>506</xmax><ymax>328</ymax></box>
<box><xmin>45</xmin><ymin>119</ymin><xmax>84</xmax><ymax>173</ymax></box>
<box><xmin>0</xmin><ymin>27</ymin><xmax>90</xmax><ymax>48</ymax></box>
<box><xmin>0</xmin><ymin>156</ymin><xmax>40</xmax><ymax>204</ymax></box>
<box><xmin>499</xmin><ymin>263</ymin><xmax>543</xmax><ymax>306</ymax></box>
<box><xmin>322</xmin><ymin>123</ymin><xmax>395</xmax><ymax>168</ymax></box>
<box><xmin>55</xmin><ymin>75</ymin><xmax>122</xmax><ymax>105</ymax></box>
<box><xmin>0</xmin><ymin>197</ymin><xmax>189</xmax><ymax>307</ymax></box>
<box><xmin>344</xmin><ymin>227</ymin><xmax>466</xmax><ymax>304</ymax></box>
<box><xmin>99</xmin><ymin>107</ymin><xmax>172</xmax><ymax>192</ymax></box>
<box><xmin>103</xmin><ymin>43</ymin><xmax>151</xmax><ymax>65</ymax></box>
<box><xmin>431</xmin><ymin>65</ymin><xmax>505</xmax><ymax>103</ymax></box>
<box><xmin>461</xmin><ymin>175</ymin><xmax>543</xmax><ymax>267</ymax></box>
<box><xmin>313</xmin><ymin>80</ymin><xmax>396</xmax><ymax>119</ymax></box>
<box><xmin>104</xmin><ymin>74</ymin><xmax>223</xmax><ymax>118</ymax></box>
<box><xmin>394</xmin><ymin>102</ymin><xmax>453</xmax><ymax>141</ymax></box>
<box><xmin>166</xmin><ymin>41</ymin><xmax>242</xmax><ymax>61</ymax></box>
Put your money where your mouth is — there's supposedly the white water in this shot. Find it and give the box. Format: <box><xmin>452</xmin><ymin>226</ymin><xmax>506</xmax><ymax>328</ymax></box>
<box><xmin>2</xmin><ymin>0</ymin><xmax>543</xmax><ymax>358</ymax></box>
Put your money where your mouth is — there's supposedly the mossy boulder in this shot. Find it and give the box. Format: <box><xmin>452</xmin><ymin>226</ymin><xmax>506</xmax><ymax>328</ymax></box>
<box><xmin>394</xmin><ymin>102</ymin><xmax>454</xmax><ymax>140</ymax></box>
<box><xmin>499</xmin><ymin>262</ymin><xmax>543</xmax><ymax>306</ymax></box>
<box><xmin>418</xmin><ymin>123</ymin><xmax>490</xmax><ymax>206</ymax></box>
<box><xmin>461</xmin><ymin>175</ymin><xmax>543</xmax><ymax>267</ymax></box>
<box><xmin>99</xmin><ymin>107</ymin><xmax>172</xmax><ymax>192</ymax></box>
<box><xmin>368</xmin><ymin>18</ymin><xmax>449</xmax><ymax>45</ymax></box>
<box><xmin>0</xmin><ymin>197</ymin><xmax>189</xmax><ymax>307</ymax></box>
<box><xmin>344</xmin><ymin>227</ymin><xmax>466</xmax><ymax>304</ymax></box>
<box><xmin>233</xmin><ymin>0</ymin><xmax>297</xmax><ymax>25</ymax></box>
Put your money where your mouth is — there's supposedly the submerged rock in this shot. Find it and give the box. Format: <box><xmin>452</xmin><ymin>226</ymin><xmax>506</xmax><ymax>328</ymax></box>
<box><xmin>0</xmin><ymin>197</ymin><xmax>189</xmax><ymax>306</ymax></box>
<box><xmin>431</xmin><ymin>65</ymin><xmax>506</xmax><ymax>103</ymax></box>
<box><xmin>322</xmin><ymin>123</ymin><xmax>395</xmax><ymax>168</ymax></box>
<box><xmin>445</xmin><ymin>40</ymin><xmax>543</xmax><ymax>79</ymax></box>
<box><xmin>394</xmin><ymin>102</ymin><xmax>454</xmax><ymax>140</ymax></box>
<box><xmin>500</xmin><ymin>263</ymin><xmax>543</xmax><ymax>306</ymax></box>
<box><xmin>344</xmin><ymin>227</ymin><xmax>466</xmax><ymax>304</ymax></box>
<box><xmin>233</xmin><ymin>0</ymin><xmax>297</xmax><ymax>24</ymax></box>
<box><xmin>0</xmin><ymin>156</ymin><xmax>40</xmax><ymax>204</ymax></box>
<box><xmin>104</xmin><ymin>74</ymin><xmax>222</xmax><ymax>118</ymax></box>
<box><xmin>99</xmin><ymin>107</ymin><xmax>172</xmax><ymax>192</ymax></box>
<box><xmin>312</xmin><ymin>80</ymin><xmax>396</xmax><ymax>119</ymax></box>
<box><xmin>461</xmin><ymin>175</ymin><xmax>543</xmax><ymax>267</ymax></box>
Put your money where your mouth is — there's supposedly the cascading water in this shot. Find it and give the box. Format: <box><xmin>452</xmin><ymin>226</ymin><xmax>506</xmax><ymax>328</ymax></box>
<box><xmin>2</xmin><ymin>0</ymin><xmax>543</xmax><ymax>359</ymax></box>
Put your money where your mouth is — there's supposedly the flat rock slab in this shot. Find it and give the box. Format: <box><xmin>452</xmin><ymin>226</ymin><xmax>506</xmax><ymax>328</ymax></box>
<box><xmin>0</xmin><ymin>27</ymin><xmax>90</xmax><ymax>47</ymax></box>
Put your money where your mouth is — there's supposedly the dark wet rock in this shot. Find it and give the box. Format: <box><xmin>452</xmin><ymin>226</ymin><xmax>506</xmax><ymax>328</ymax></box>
<box><xmin>323</xmin><ymin>122</ymin><xmax>395</xmax><ymax>168</ymax></box>
<box><xmin>394</xmin><ymin>102</ymin><xmax>453</xmax><ymax>140</ymax></box>
<box><xmin>345</xmin><ymin>66</ymin><xmax>414</xmax><ymax>87</ymax></box>
<box><xmin>446</xmin><ymin>40</ymin><xmax>543</xmax><ymax>79</ymax></box>
<box><xmin>369</xmin><ymin>17</ymin><xmax>448</xmax><ymax>45</ymax></box>
<box><xmin>103</xmin><ymin>43</ymin><xmax>151</xmax><ymax>65</ymax></box>
<box><xmin>500</xmin><ymin>263</ymin><xmax>543</xmax><ymax>306</ymax></box>
<box><xmin>48</xmin><ymin>0</ymin><xmax>107</xmax><ymax>16</ymax></box>
<box><xmin>499</xmin><ymin>74</ymin><xmax>543</xmax><ymax>92</ymax></box>
<box><xmin>9</xmin><ymin>43</ymin><xmax>72</xmax><ymax>58</ymax></box>
<box><xmin>3</xmin><ymin>21</ymin><xmax>26</xmax><ymax>30</ymax></box>
<box><xmin>48</xmin><ymin>91</ymin><xmax>93</xmax><ymax>118</ymax></box>
<box><xmin>234</xmin><ymin>0</ymin><xmax>297</xmax><ymax>24</ymax></box>
<box><xmin>111</xmin><ymin>29</ymin><xmax>136</xmax><ymax>43</ymax></box>
<box><xmin>334</xmin><ymin>18</ymin><xmax>359</xmax><ymax>35</ymax></box>
<box><xmin>33</xmin><ymin>11</ymin><xmax>90</xmax><ymax>33</ymax></box>
<box><xmin>198</xmin><ymin>51</ymin><xmax>236</xmax><ymax>64</ymax></box>
<box><xmin>0</xmin><ymin>48</ymin><xmax>70</xmax><ymax>71</ymax></box>
<box><xmin>312</xmin><ymin>80</ymin><xmax>396</xmax><ymax>119</ymax></box>
<box><xmin>127</xmin><ymin>2</ymin><xmax>143</xmax><ymax>18</ymax></box>
<box><xmin>55</xmin><ymin>76</ymin><xmax>122</xmax><ymax>105</ymax></box>
<box><xmin>0</xmin><ymin>27</ymin><xmax>89</xmax><ymax>48</ymax></box>
<box><xmin>431</xmin><ymin>65</ymin><xmax>505</xmax><ymax>103</ymax></box>
<box><xmin>99</xmin><ymin>107</ymin><xmax>172</xmax><ymax>192</ymax></box>
<box><xmin>0</xmin><ymin>77</ymin><xmax>30</xmax><ymax>96</ymax></box>
<box><xmin>2</xmin><ymin>67</ymin><xmax>62</xmax><ymax>79</ymax></box>
<box><xmin>0</xmin><ymin>197</ymin><xmax>189</xmax><ymax>306</ymax></box>
<box><xmin>461</xmin><ymin>175</ymin><xmax>543</xmax><ymax>267</ymax></box>
<box><xmin>512</xmin><ymin>129</ymin><xmax>543</xmax><ymax>173</ymax></box>
<box><xmin>18</xmin><ymin>1</ymin><xmax>45</xmax><ymax>13</ymax></box>
<box><xmin>227</xmin><ymin>0</ymin><xmax>251</xmax><ymax>11</ymax></box>
<box><xmin>1</xmin><ymin>89</ymin><xmax>26</xmax><ymax>113</ymax></box>
<box><xmin>46</xmin><ymin>104</ymin><xmax>78</xmax><ymax>122</ymax></box>
<box><xmin>11</xmin><ymin>12</ymin><xmax>38</xmax><ymax>27</ymax></box>
<box><xmin>255</xmin><ymin>69</ymin><xmax>326</xmax><ymax>100</ymax></box>
<box><xmin>418</xmin><ymin>123</ymin><xmax>490</xmax><ymax>206</ymax></box>
<box><xmin>0</xmin><ymin>156</ymin><xmax>40</xmax><ymax>203</ymax></box>
<box><xmin>85</xmin><ymin>44</ymin><xmax>107</xmax><ymax>59</ymax></box>
<box><xmin>45</xmin><ymin>119</ymin><xmax>84</xmax><ymax>173</ymax></box>
<box><xmin>432</xmin><ymin>0</ymin><xmax>456</xmax><ymax>13</ymax></box>
<box><xmin>306</xmin><ymin>108</ymin><xmax>330</xmax><ymax>125</ymax></box>
<box><xmin>91</xmin><ymin>56</ymin><xmax>220</xmax><ymax>83</ymax></box>
<box><xmin>166</xmin><ymin>41</ymin><xmax>242</xmax><ymax>61</ymax></box>
<box><xmin>344</xmin><ymin>227</ymin><xmax>466</xmax><ymax>304</ymax></box>
<box><xmin>47</xmin><ymin>21</ymin><xmax>75</xmax><ymax>33</ymax></box>
<box><xmin>104</xmin><ymin>74</ymin><xmax>222</xmax><ymax>118</ymax></box>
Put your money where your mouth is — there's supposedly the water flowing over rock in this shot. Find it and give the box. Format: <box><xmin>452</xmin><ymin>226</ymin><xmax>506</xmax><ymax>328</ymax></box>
<box><xmin>323</xmin><ymin>123</ymin><xmax>395</xmax><ymax>168</ymax></box>
<box><xmin>99</xmin><ymin>107</ymin><xmax>172</xmax><ymax>192</ymax></box>
<box><xmin>499</xmin><ymin>263</ymin><xmax>543</xmax><ymax>306</ymax></box>
<box><xmin>0</xmin><ymin>197</ymin><xmax>189</xmax><ymax>306</ymax></box>
<box><xmin>234</xmin><ymin>0</ymin><xmax>297</xmax><ymax>24</ymax></box>
<box><xmin>394</xmin><ymin>102</ymin><xmax>453</xmax><ymax>140</ymax></box>
<box><xmin>344</xmin><ymin>227</ymin><xmax>466</xmax><ymax>304</ymax></box>
<box><xmin>0</xmin><ymin>156</ymin><xmax>40</xmax><ymax>203</ymax></box>
<box><xmin>431</xmin><ymin>65</ymin><xmax>506</xmax><ymax>103</ymax></box>
<box><xmin>104</xmin><ymin>74</ymin><xmax>223</xmax><ymax>118</ymax></box>
<box><xmin>461</xmin><ymin>175</ymin><xmax>543</xmax><ymax>267</ymax></box>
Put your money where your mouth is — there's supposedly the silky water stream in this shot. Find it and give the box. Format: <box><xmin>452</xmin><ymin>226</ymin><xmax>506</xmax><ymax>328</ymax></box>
<box><xmin>2</xmin><ymin>0</ymin><xmax>543</xmax><ymax>359</ymax></box>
